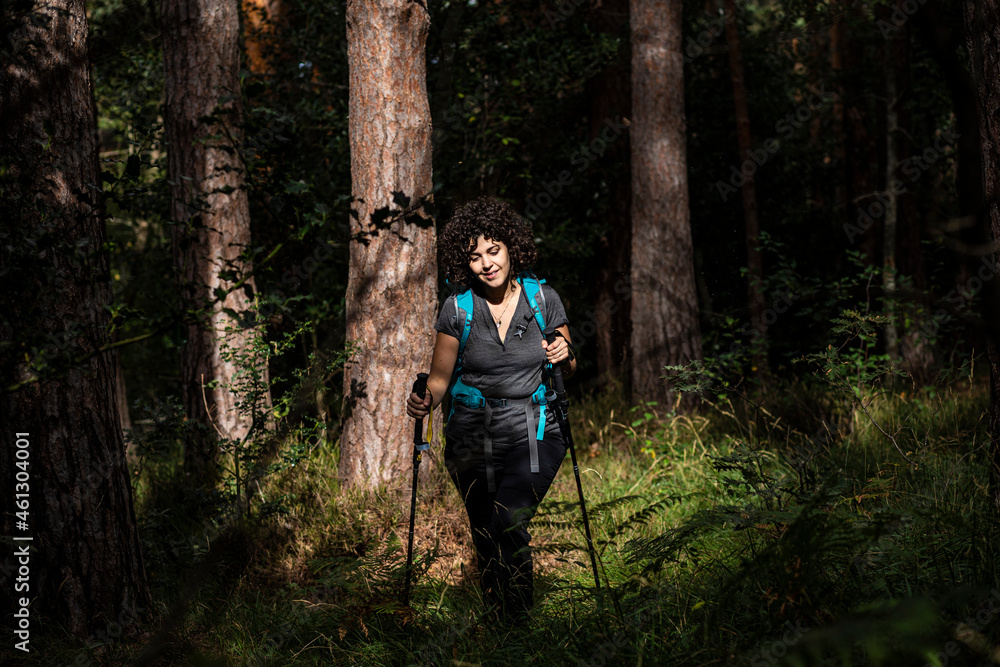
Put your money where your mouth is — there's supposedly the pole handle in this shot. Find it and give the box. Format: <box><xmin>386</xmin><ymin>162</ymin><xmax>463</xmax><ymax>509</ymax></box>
<box><xmin>544</xmin><ymin>330</ymin><xmax>567</xmax><ymax>396</ymax></box>
<box><xmin>412</xmin><ymin>373</ymin><xmax>429</xmax><ymax>400</ymax></box>
<box><xmin>412</xmin><ymin>373</ymin><xmax>429</xmax><ymax>451</ymax></box>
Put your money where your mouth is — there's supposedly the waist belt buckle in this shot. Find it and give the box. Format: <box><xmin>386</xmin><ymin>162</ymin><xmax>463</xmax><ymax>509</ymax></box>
<box><xmin>486</xmin><ymin>397</ymin><xmax>508</xmax><ymax>408</ymax></box>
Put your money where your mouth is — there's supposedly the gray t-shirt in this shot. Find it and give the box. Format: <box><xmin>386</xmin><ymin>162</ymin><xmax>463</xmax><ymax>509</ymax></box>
<box><xmin>435</xmin><ymin>282</ymin><xmax>568</xmax><ymax>441</ymax></box>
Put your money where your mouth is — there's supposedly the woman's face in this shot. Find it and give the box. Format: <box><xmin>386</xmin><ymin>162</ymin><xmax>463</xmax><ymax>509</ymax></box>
<box><xmin>467</xmin><ymin>236</ymin><xmax>511</xmax><ymax>289</ymax></box>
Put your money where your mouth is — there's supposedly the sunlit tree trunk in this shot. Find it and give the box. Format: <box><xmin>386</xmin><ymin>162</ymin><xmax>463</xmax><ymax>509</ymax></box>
<box><xmin>964</xmin><ymin>0</ymin><xmax>1000</xmax><ymax>512</ymax></box>
<box><xmin>242</xmin><ymin>0</ymin><xmax>285</xmax><ymax>75</ymax></box>
<box><xmin>162</xmin><ymin>0</ymin><xmax>270</xmax><ymax>482</ymax></box>
<box><xmin>340</xmin><ymin>0</ymin><xmax>437</xmax><ymax>487</ymax></box>
<box><xmin>0</xmin><ymin>0</ymin><xmax>149</xmax><ymax>636</ymax></box>
<box><xmin>629</xmin><ymin>0</ymin><xmax>702</xmax><ymax>406</ymax></box>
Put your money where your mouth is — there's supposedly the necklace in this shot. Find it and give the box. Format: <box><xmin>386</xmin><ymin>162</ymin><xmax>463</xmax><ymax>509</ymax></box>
<box><xmin>488</xmin><ymin>284</ymin><xmax>517</xmax><ymax>329</ymax></box>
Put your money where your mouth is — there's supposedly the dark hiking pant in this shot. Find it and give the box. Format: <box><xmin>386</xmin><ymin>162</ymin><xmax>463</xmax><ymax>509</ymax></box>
<box><xmin>445</xmin><ymin>428</ymin><xmax>566</xmax><ymax>621</ymax></box>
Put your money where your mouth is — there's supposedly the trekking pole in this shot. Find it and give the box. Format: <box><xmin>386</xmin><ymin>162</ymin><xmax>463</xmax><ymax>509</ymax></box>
<box><xmin>402</xmin><ymin>372</ymin><xmax>430</xmax><ymax>607</ymax></box>
<box><xmin>544</xmin><ymin>330</ymin><xmax>600</xmax><ymax>589</ymax></box>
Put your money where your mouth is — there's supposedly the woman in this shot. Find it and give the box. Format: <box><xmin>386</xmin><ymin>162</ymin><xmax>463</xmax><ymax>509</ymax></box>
<box><xmin>405</xmin><ymin>196</ymin><xmax>576</xmax><ymax>624</ymax></box>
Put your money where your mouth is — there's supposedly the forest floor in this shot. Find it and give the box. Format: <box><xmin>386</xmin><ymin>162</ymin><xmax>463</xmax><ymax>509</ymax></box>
<box><xmin>16</xmin><ymin>371</ymin><xmax>1000</xmax><ymax>666</ymax></box>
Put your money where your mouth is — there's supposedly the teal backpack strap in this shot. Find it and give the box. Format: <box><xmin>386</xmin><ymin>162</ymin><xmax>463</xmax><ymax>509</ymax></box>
<box><xmin>448</xmin><ymin>289</ymin><xmax>475</xmax><ymax>422</ymax></box>
<box><xmin>519</xmin><ymin>273</ymin><xmax>550</xmax><ymax>443</ymax></box>
<box><xmin>455</xmin><ymin>290</ymin><xmax>474</xmax><ymax>364</ymax></box>
<box><xmin>518</xmin><ymin>273</ymin><xmax>547</xmax><ymax>334</ymax></box>
<box><xmin>531</xmin><ymin>384</ymin><xmax>547</xmax><ymax>449</ymax></box>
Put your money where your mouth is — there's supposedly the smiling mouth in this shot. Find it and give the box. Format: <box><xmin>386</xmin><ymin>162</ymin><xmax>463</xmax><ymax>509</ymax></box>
<box><xmin>483</xmin><ymin>270</ymin><xmax>499</xmax><ymax>279</ymax></box>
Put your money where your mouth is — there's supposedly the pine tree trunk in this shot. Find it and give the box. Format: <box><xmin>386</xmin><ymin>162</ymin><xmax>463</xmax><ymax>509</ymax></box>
<box><xmin>0</xmin><ymin>0</ymin><xmax>149</xmax><ymax>637</ymax></box>
<box><xmin>629</xmin><ymin>0</ymin><xmax>702</xmax><ymax>407</ymax></box>
<box><xmin>845</xmin><ymin>6</ymin><xmax>880</xmax><ymax>267</ymax></box>
<box><xmin>890</xmin><ymin>8</ymin><xmax>934</xmax><ymax>382</ymax></box>
<box><xmin>162</xmin><ymin>0</ymin><xmax>270</xmax><ymax>481</ymax></box>
<box><xmin>830</xmin><ymin>10</ymin><xmax>848</xmax><ymax>215</ymax></box>
<box><xmin>588</xmin><ymin>0</ymin><xmax>632</xmax><ymax>385</ymax></box>
<box><xmin>242</xmin><ymin>0</ymin><xmax>285</xmax><ymax>75</ymax></box>
<box><xmin>340</xmin><ymin>0</ymin><xmax>437</xmax><ymax>487</ymax></box>
<box><xmin>916</xmin><ymin>0</ymin><xmax>987</xmax><ymax>355</ymax></box>
<box><xmin>884</xmin><ymin>52</ymin><xmax>900</xmax><ymax>360</ymax></box>
<box><xmin>963</xmin><ymin>0</ymin><xmax>1000</xmax><ymax>513</ymax></box>
<box><xmin>724</xmin><ymin>0</ymin><xmax>766</xmax><ymax>365</ymax></box>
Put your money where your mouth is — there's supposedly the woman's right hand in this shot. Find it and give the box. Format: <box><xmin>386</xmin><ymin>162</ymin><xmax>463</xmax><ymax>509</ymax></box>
<box><xmin>406</xmin><ymin>390</ymin><xmax>432</xmax><ymax>419</ymax></box>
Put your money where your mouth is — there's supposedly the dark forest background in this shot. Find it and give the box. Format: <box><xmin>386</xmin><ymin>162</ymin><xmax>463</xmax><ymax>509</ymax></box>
<box><xmin>92</xmin><ymin>0</ymin><xmax>982</xmax><ymax>402</ymax></box>
<box><xmin>3</xmin><ymin>0</ymin><xmax>1000</xmax><ymax>664</ymax></box>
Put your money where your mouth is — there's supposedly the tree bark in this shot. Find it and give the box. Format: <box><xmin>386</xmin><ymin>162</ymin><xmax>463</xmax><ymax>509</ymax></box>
<box><xmin>340</xmin><ymin>0</ymin><xmax>437</xmax><ymax>487</ymax></box>
<box><xmin>884</xmin><ymin>49</ymin><xmax>900</xmax><ymax>360</ymax></box>
<box><xmin>242</xmin><ymin>0</ymin><xmax>285</xmax><ymax>75</ymax></box>
<box><xmin>162</xmin><ymin>0</ymin><xmax>270</xmax><ymax>481</ymax></box>
<box><xmin>963</xmin><ymin>0</ymin><xmax>1000</xmax><ymax>513</ymax></box>
<box><xmin>889</xmin><ymin>6</ymin><xmax>934</xmax><ymax>382</ymax></box>
<box><xmin>845</xmin><ymin>8</ymin><xmax>880</xmax><ymax>267</ymax></box>
<box><xmin>830</xmin><ymin>10</ymin><xmax>848</xmax><ymax>216</ymax></box>
<box><xmin>629</xmin><ymin>0</ymin><xmax>703</xmax><ymax>406</ymax></box>
<box><xmin>587</xmin><ymin>0</ymin><xmax>632</xmax><ymax>386</ymax></box>
<box><xmin>0</xmin><ymin>0</ymin><xmax>149</xmax><ymax>637</ymax></box>
<box><xmin>724</xmin><ymin>0</ymin><xmax>766</xmax><ymax>365</ymax></box>
<box><xmin>916</xmin><ymin>0</ymin><xmax>987</xmax><ymax>355</ymax></box>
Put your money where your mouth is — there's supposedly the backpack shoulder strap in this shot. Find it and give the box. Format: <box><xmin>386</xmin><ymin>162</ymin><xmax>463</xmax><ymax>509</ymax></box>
<box><xmin>518</xmin><ymin>273</ymin><xmax>547</xmax><ymax>334</ymax></box>
<box><xmin>454</xmin><ymin>289</ymin><xmax>474</xmax><ymax>366</ymax></box>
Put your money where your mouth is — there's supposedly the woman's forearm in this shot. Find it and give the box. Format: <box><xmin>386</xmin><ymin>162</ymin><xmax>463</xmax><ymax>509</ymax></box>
<box><xmin>425</xmin><ymin>375</ymin><xmax>450</xmax><ymax>410</ymax></box>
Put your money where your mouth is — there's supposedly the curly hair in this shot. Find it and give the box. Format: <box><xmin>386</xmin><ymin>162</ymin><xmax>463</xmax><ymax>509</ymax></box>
<box><xmin>439</xmin><ymin>196</ymin><xmax>538</xmax><ymax>289</ymax></box>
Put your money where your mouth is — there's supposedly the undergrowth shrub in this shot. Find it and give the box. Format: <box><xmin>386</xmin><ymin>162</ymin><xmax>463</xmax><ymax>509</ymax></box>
<box><xmin>107</xmin><ymin>307</ymin><xmax>1000</xmax><ymax>667</ymax></box>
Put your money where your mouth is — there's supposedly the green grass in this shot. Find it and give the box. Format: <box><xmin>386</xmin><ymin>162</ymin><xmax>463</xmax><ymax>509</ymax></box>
<box><xmin>12</xmin><ymin>374</ymin><xmax>1000</xmax><ymax>666</ymax></box>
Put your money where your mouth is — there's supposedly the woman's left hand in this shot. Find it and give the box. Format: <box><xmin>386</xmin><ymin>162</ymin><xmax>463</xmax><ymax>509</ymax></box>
<box><xmin>541</xmin><ymin>335</ymin><xmax>571</xmax><ymax>365</ymax></box>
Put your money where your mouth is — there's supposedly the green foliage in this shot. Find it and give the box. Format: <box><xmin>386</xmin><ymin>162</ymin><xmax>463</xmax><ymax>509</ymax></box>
<box><xmin>798</xmin><ymin>309</ymin><xmax>902</xmax><ymax>398</ymax></box>
<box><xmin>12</xmin><ymin>0</ymin><xmax>991</xmax><ymax>664</ymax></box>
<box><xmin>21</xmin><ymin>351</ymin><xmax>999</xmax><ymax>666</ymax></box>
